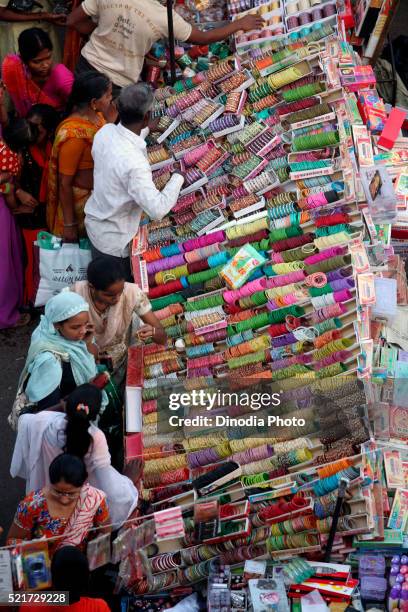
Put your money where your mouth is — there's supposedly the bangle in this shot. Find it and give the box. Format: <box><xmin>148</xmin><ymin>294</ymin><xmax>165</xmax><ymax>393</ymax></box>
<box><xmin>64</xmin><ymin>222</ymin><xmax>78</xmax><ymax>227</ymax></box>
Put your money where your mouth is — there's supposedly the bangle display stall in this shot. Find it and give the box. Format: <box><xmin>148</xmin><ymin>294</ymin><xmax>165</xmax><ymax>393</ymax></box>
<box><xmin>120</xmin><ymin>15</ymin><xmax>408</xmax><ymax>610</ymax></box>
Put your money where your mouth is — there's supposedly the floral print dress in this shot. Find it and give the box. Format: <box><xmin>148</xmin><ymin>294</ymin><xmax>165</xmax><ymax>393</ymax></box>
<box><xmin>14</xmin><ymin>488</ymin><xmax>109</xmax><ymax>551</ymax></box>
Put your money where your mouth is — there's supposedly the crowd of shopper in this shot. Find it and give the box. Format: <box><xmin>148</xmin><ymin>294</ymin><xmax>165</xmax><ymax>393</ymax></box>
<box><xmin>0</xmin><ymin>1</ymin><xmax>263</xmax><ymax>327</ymax></box>
<box><xmin>0</xmin><ymin>2</ymin><xmax>265</xmax><ymax>607</ymax></box>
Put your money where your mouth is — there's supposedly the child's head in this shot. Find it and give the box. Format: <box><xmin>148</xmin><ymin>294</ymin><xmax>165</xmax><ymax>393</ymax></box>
<box><xmin>2</xmin><ymin>118</ymin><xmax>38</xmax><ymax>154</ymax></box>
<box><xmin>0</xmin><ymin>118</ymin><xmax>36</xmax><ymax>188</ymax></box>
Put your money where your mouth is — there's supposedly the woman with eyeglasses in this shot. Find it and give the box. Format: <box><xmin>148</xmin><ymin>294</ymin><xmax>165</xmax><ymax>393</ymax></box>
<box><xmin>7</xmin><ymin>453</ymin><xmax>110</xmax><ymax>553</ymax></box>
<box><xmin>11</xmin><ymin>384</ymin><xmax>139</xmax><ymax>527</ymax></box>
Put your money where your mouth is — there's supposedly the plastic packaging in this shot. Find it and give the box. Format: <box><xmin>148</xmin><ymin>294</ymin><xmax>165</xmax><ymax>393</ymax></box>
<box><xmin>359</xmin><ymin>554</ymin><xmax>386</xmax><ymax>577</ymax></box>
<box><xmin>86</xmin><ymin>533</ymin><xmax>111</xmax><ymax>571</ymax></box>
<box><xmin>360</xmin><ymin>165</ymin><xmax>397</xmax><ymax>224</ymax></box>
<box><xmin>360</xmin><ymin>576</ymin><xmax>387</xmax><ymax>601</ymax></box>
<box><xmin>283</xmin><ymin>558</ymin><xmax>315</xmax><ymax>584</ymax></box>
<box><xmin>220</xmin><ymin>243</ymin><xmax>267</xmax><ymax>289</ymax></box>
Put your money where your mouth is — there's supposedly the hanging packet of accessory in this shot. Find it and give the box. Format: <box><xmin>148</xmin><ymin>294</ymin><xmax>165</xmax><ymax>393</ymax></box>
<box><xmin>154</xmin><ymin>507</ymin><xmax>185</xmax><ymax>541</ymax></box>
<box><xmin>220</xmin><ymin>243</ymin><xmax>267</xmax><ymax>289</ymax></box>
<box><xmin>248</xmin><ymin>576</ymin><xmax>289</xmax><ymax>612</ymax></box>
<box><xmin>87</xmin><ymin>533</ymin><xmax>111</xmax><ymax>571</ymax></box>
<box><xmin>0</xmin><ymin>550</ymin><xmax>14</xmax><ymax>600</ymax></box>
<box><xmin>111</xmin><ymin>528</ymin><xmax>131</xmax><ymax>564</ymax></box>
<box><xmin>360</xmin><ymin>165</ymin><xmax>397</xmax><ymax>224</ymax></box>
<box><xmin>21</xmin><ymin>542</ymin><xmax>51</xmax><ymax>591</ymax></box>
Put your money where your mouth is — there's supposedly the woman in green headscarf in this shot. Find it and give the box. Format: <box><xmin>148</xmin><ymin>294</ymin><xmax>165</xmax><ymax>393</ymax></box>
<box><xmin>17</xmin><ymin>290</ymin><xmax>100</xmax><ymax>411</ymax></box>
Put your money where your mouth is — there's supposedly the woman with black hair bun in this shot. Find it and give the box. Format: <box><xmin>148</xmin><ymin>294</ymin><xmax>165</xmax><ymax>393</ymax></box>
<box><xmin>46</xmin><ymin>70</ymin><xmax>116</xmax><ymax>242</ymax></box>
<box><xmin>10</xmin><ymin>383</ymin><xmax>139</xmax><ymax>527</ymax></box>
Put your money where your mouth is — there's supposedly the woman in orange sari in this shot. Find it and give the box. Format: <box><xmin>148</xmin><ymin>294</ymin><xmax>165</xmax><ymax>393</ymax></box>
<box><xmin>47</xmin><ymin>71</ymin><xmax>116</xmax><ymax>242</ymax></box>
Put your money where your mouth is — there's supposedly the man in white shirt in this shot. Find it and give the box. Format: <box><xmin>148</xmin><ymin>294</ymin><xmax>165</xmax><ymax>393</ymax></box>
<box><xmin>84</xmin><ymin>83</ymin><xmax>184</xmax><ymax>278</ymax></box>
<box><xmin>66</xmin><ymin>0</ymin><xmax>263</xmax><ymax>90</ymax></box>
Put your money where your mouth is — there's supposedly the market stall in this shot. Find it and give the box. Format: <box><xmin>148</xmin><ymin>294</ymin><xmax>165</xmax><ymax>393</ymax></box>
<box><xmin>119</xmin><ymin>6</ymin><xmax>408</xmax><ymax>606</ymax></box>
<box><xmin>3</xmin><ymin>2</ymin><xmax>408</xmax><ymax>610</ymax></box>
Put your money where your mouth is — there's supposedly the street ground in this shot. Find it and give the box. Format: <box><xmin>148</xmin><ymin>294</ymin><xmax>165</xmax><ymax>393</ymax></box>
<box><xmin>0</xmin><ymin>320</ymin><xmax>36</xmax><ymax>543</ymax></box>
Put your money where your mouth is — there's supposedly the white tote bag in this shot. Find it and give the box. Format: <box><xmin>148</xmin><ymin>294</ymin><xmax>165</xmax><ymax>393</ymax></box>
<box><xmin>35</xmin><ymin>243</ymin><xmax>92</xmax><ymax>307</ymax></box>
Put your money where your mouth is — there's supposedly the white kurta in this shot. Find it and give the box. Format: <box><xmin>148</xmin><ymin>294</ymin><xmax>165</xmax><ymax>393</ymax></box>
<box><xmin>10</xmin><ymin>411</ymin><xmax>138</xmax><ymax>527</ymax></box>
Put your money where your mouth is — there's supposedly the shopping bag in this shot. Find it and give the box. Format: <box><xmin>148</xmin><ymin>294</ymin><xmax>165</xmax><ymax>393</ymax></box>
<box><xmin>34</xmin><ymin>232</ymin><xmax>92</xmax><ymax>306</ymax></box>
